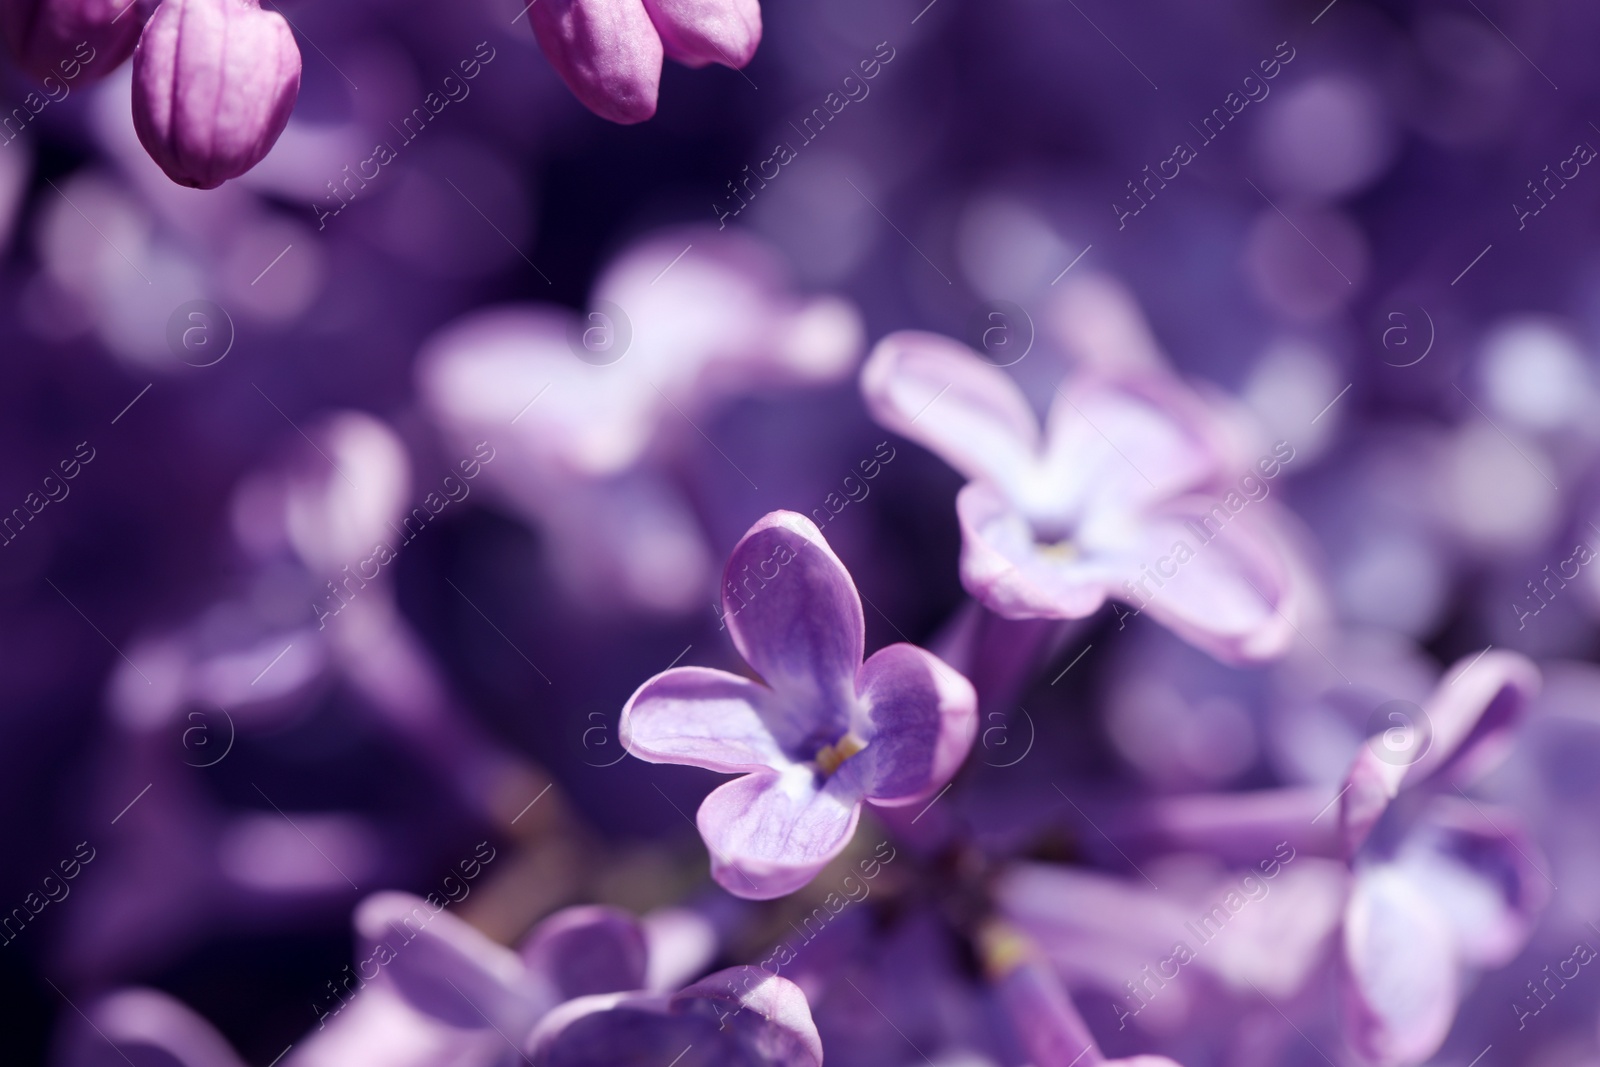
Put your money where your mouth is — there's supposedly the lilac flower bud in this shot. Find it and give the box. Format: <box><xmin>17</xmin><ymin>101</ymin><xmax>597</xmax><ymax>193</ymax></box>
<box><xmin>0</xmin><ymin>0</ymin><xmax>142</xmax><ymax>84</ymax></box>
<box><xmin>529</xmin><ymin>0</ymin><xmax>663</xmax><ymax>125</ymax></box>
<box><xmin>642</xmin><ymin>0</ymin><xmax>759</xmax><ymax>69</ymax></box>
<box><xmin>130</xmin><ymin>0</ymin><xmax>301</xmax><ymax>189</ymax></box>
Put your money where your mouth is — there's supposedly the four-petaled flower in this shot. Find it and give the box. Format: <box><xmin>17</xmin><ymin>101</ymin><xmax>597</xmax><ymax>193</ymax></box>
<box><xmin>861</xmin><ymin>329</ymin><xmax>1309</xmax><ymax>664</ymax></box>
<box><xmin>621</xmin><ymin>510</ymin><xmax>977</xmax><ymax>899</ymax></box>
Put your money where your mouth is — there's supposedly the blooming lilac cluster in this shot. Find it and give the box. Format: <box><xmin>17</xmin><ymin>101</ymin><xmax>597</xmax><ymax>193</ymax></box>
<box><xmin>7</xmin><ymin>1</ymin><xmax>1600</xmax><ymax>1066</ymax></box>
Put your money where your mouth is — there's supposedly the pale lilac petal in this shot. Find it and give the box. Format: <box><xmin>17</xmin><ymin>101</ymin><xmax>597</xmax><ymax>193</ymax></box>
<box><xmin>1342</xmin><ymin>650</ymin><xmax>1540</xmax><ymax>854</ymax></box>
<box><xmin>695</xmin><ymin>765</ymin><xmax>861</xmax><ymax>900</ymax></box>
<box><xmin>852</xmin><ymin>642</ymin><xmax>976</xmax><ymax>806</ymax></box>
<box><xmin>1342</xmin><ymin>864</ymin><xmax>1459</xmax><ymax>1067</ymax></box>
<box><xmin>354</xmin><ymin>891</ymin><xmax>538</xmax><ymax>1033</ymax></box>
<box><xmin>1047</xmin><ymin>271</ymin><xmax>1170</xmax><ymax>376</ymax></box>
<box><xmin>1090</xmin><ymin>501</ymin><xmax>1300</xmax><ymax>664</ymax></box>
<box><xmin>620</xmin><ymin>667</ymin><xmax>787</xmax><ymax>772</ymax></box>
<box><xmin>956</xmin><ymin>480</ymin><xmax>1111</xmax><ymax>619</ymax></box>
<box><xmin>529</xmin><ymin>0</ymin><xmax>663</xmax><ymax>124</ymax></box>
<box><xmin>528</xmin><ymin>967</ymin><xmax>822</xmax><ymax>1067</ymax></box>
<box><xmin>721</xmin><ymin>511</ymin><xmax>862</xmax><ymax>748</ymax></box>
<box><xmin>641</xmin><ymin>0</ymin><xmax>759</xmax><ymax>68</ymax></box>
<box><xmin>131</xmin><ymin>0</ymin><xmax>301</xmax><ymax>189</ymax></box>
<box><xmin>1396</xmin><ymin>796</ymin><xmax>1550</xmax><ymax>969</ymax></box>
<box><xmin>1</xmin><ymin>0</ymin><xmax>142</xmax><ymax>84</ymax></box>
<box><xmin>860</xmin><ymin>330</ymin><xmax>1042</xmax><ymax>500</ymax></box>
<box><xmin>1412</xmin><ymin>649</ymin><xmax>1540</xmax><ymax>788</ymax></box>
<box><xmin>64</xmin><ymin>988</ymin><xmax>246</xmax><ymax>1067</ymax></box>
<box><xmin>957</xmin><ymin>484</ymin><xmax>1302</xmax><ymax>663</ymax></box>
<box><xmin>1035</xmin><ymin>375</ymin><xmax>1221</xmax><ymax>522</ymax></box>
<box><xmin>521</xmin><ymin>905</ymin><xmax>650</xmax><ymax>1000</ymax></box>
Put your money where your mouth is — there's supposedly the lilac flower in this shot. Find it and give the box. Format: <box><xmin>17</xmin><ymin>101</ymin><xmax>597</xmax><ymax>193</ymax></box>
<box><xmin>527</xmin><ymin>966</ymin><xmax>822</xmax><ymax>1067</ymax></box>
<box><xmin>981</xmin><ymin>921</ymin><xmax>1185</xmax><ymax>1067</ymax></box>
<box><xmin>1337</xmin><ymin>650</ymin><xmax>1547</xmax><ymax>1066</ymax></box>
<box><xmin>353</xmin><ymin>891</ymin><xmax>649</xmax><ymax>1040</ymax></box>
<box><xmin>528</xmin><ymin>0</ymin><xmax>759</xmax><ymax>124</ymax></box>
<box><xmin>419</xmin><ymin>227</ymin><xmax>862</xmax><ymax>613</ymax></box>
<box><xmin>131</xmin><ymin>0</ymin><xmax>301</xmax><ymax>188</ymax></box>
<box><xmin>860</xmin><ymin>328</ymin><xmax>1310</xmax><ymax>665</ymax></box>
<box><xmin>0</xmin><ymin>0</ymin><xmax>141</xmax><ymax>83</ymax></box>
<box><xmin>620</xmin><ymin>510</ymin><xmax>977</xmax><ymax>898</ymax></box>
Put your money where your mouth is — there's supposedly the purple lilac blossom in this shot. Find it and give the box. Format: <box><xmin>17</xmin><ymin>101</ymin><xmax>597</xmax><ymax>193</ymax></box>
<box><xmin>14</xmin><ymin>1</ymin><xmax>1600</xmax><ymax>1065</ymax></box>
<box><xmin>620</xmin><ymin>509</ymin><xmax>977</xmax><ymax>898</ymax></box>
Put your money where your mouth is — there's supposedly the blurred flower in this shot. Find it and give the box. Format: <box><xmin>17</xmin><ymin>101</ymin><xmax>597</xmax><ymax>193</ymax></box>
<box><xmin>0</xmin><ymin>0</ymin><xmax>142</xmax><ymax>83</ymax></box>
<box><xmin>861</xmin><ymin>327</ymin><xmax>1308</xmax><ymax>664</ymax></box>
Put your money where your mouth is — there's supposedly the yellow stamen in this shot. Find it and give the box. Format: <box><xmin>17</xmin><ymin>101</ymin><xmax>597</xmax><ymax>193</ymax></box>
<box><xmin>814</xmin><ymin>733</ymin><xmax>867</xmax><ymax>776</ymax></box>
<box><xmin>1035</xmin><ymin>538</ymin><xmax>1079</xmax><ymax>561</ymax></box>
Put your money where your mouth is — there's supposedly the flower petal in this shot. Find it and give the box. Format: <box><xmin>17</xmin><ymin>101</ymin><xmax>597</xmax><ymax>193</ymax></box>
<box><xmin>63</xmin><ymin>988</ymin><xmax>246</xmax><ymax>1067</ymax></box>
<box><xmin>529</xmin><ymin>0</ymin><xmax>663</xmax><ymax>124</ymax></box>
<box><xmin>641</xmin><ymin>0</ymin><xmax>760</xmax><ymax>68</ymax></box>
<box><xmin>721</xmin><ymin>511</ymin><xmax>863</xmax><ymax>750</ymax></box>
<box><xmin>1341</xmin><ymin>864</ymin><xmax>1459</xmax><ymax>1067</ymax></box>
<box><xmin>1395</xmin><ymin>796</ymin><xmax>1550</xmax><ymax>969</ymax></box>
<box><xmin>354</xmin><ymin>891</ymin><xmax>538</xmax><ymax>1033</ymax></box>
<box><xmin>521</xmin><ymin>905</ymin><xmax>651</xmax><ymax>1001</ymax></box>
<box><xmin>853</xmin><ymin>642</ymin><xmax>977</xmax><ymax>806</ymax></box>
<box><xmin>695</xmin><ymin>765</ymin><xmax>861</xmax><ymax>900</ymax></box>
<box><xmin>528</xmin><ymin>967</ymin><xmax>822</xmax><ymax>1067</ymax></box>
<box><xmin>1035</xmin><ymin>375</ymin><xmax>1223</xmax><ymax>522</ymax></box>
<box><xmin>1412</xmin><ymin>649</ymin><xmax>1540</xmax><ymax>788</ymax></box>
<box><xmin>860</xmin><ymin>330</ymin><xmax>1042</xmax><ymax>499</ymax></box>
<box><xmin>1092</xmin><ymin>501</ymin><xmax>1301</xmax><ymax>665</ymax></box>
<box><xmin>621</xmin><ymin>667</ymin><xmax>787</xmax><ymax>773</ymax></box>
<box><xmin>957</xmin><ymin>485</ymin><xmax>1303</xmax><ymax>664</ymax></box>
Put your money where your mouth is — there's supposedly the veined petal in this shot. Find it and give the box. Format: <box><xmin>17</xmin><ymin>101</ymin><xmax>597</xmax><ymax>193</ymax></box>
<box><xmin>529</xmin><ymin>0</ymin><xmax>663</xmax><ymax>124</ymax></box>
<box><xmin>722</xmin><ymin>511</ymin><xmax>863</xmax><ymax>749</ymax></box>
<box><xmin>521</xmin><ymin>905</ymin><xmax>651</xmax><ymax>1002</ymax></box>
<box><xmin>853</xmin><ymin>642</ymin><xmax>977</xmax><ymax>806</ymax></box>
<box><xmin>1341</xmin><ymin>864</ymin><xmax>1459</xmax><ymax>1067</ymax></box>
<box><xmin>861</xmin><ymin>330</ymin><xmax>1042</xmax><ymax>500</ymax></box>
<box><xmin>621</xmin><ymin>667</ymin><xmax>788</xmax><ymax>773</ymax></box>
<box><xmin>354</xmin><ymin>891</ymin><xmax>537</xmax><ymax>1034</ymax></box>
<box><xmin>131</xmin><ymin>0</ymin><xmax>302</xmax><ymax>189</ymax></box>
<box><xmin>695</xmin><ymin>765</ymin><xmax>861</xmax><ymax>900</ymax></box>
<box><xmin>641</xmin><ymin>0</ymin><xmax>759</xmax><ymax>68</ymax></box>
